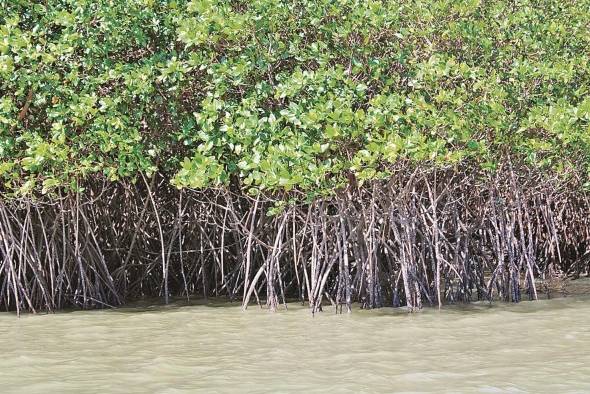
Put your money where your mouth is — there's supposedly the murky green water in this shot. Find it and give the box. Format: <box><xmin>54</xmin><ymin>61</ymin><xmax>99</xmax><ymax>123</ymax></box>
<box><xmin>2</xmin><ymin>294</ymin><xmax>590</xmax><ymax>393</ymax></box>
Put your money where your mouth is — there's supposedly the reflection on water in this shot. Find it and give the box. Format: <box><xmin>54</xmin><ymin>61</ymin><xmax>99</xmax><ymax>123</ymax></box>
<box><xmin>2</xmin><ymin>285</ymin><xmax>590</xmax><ymax>393</ymax></box>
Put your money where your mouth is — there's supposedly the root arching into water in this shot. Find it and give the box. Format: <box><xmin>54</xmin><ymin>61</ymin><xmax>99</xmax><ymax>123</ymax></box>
<box><xmin>1</xmin><ymin>164</ymin><xmax>589</xmax><ymax>314</ymax></box>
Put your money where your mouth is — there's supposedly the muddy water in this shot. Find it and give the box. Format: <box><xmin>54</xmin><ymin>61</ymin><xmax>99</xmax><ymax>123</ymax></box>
<box><xmin>1</xmin><ymin>293</ymin><xmax>590</xmax><ymax>393</ymax></box>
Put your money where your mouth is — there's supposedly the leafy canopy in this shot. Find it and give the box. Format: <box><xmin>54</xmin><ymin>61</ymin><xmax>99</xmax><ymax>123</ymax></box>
<box><xmin>1</xmin><ymin>0</ymin><xmax>590</xmax><ymax>196</ymax></box>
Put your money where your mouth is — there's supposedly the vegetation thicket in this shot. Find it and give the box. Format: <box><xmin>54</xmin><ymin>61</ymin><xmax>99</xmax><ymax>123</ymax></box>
<box><xmin>1</xmin><ymin>0</ymin><xmax>589</xmax><ymax>314</ymax></box>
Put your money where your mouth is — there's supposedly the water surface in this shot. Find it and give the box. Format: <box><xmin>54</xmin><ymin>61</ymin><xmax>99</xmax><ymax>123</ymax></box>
<box><xmin>1</xmin><ymin>293</ymin><xmax>590</xmax><ymax>393</ymax></box>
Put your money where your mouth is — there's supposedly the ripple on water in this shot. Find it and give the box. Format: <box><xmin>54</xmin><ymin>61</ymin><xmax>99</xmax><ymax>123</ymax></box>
<box><xmin>1</xmin><ymin>297</ymin><xmax>590</xmax><ymax>393</ymax></box>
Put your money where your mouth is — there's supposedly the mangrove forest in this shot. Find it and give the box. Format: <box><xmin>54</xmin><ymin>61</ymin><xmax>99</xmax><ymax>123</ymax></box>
<box><xmin>1</xmin><ymin>0</ymin><xmax>590</xmax><ymax>315</ymax></box>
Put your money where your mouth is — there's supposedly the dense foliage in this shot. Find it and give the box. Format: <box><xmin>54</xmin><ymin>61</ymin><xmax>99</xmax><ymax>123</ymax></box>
<box><xmin>2</xmin><ymin>1</ymin><xmax>590</xmax><ymax>314</ymax></box>
<box><xmin>2</xmin><ymin>0</ymin><xmax>590</xmax><ymax>197</ymax></box>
